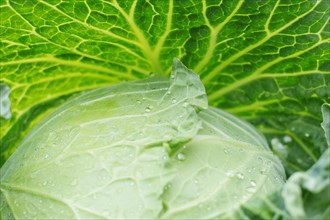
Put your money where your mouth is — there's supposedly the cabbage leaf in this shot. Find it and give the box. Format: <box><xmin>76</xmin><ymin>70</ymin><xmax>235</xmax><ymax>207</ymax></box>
<box><xmin>0</xmin><ymin>0</ymin><xmax>329</xmax><ymax>219</ymax></box>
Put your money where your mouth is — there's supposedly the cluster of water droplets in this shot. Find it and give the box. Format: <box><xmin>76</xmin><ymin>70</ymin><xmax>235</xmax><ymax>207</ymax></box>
<box><xmin>271</xmin><ymin>135</ymin><xmax>292</xmax><ymax>156</ymax></box>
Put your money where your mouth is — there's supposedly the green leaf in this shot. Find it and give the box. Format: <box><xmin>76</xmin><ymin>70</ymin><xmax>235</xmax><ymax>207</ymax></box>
<box><xmin>225</xmin><ymin>104</ymin><xmax>330</xmax><ymax>220</ymax></box>
<box><xmin>282</xmin><ymin>148</ymin><xmax>330</xmax><ymax>219</ymax></box>
<box><xmin>0</xmin><ymin>0</ymin><xmax>329</xmax><ymax>176</ymax></box>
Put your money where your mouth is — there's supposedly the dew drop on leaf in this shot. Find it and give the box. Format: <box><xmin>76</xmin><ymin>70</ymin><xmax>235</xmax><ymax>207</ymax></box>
<box><xmin>182</xmin><ymin>101</ymin><xmax>189</xmax><ymax>107</ymax></box>
<box><xmin>260</xmin><ymin>168</ymin><xmax>267</xmax><ymax>175</ymax></box>
<box><xmin>283</xmin><ymin>135</ymin><xmax>292</xmax><ymax>143</ymax></box>
<box><xmin>177</xmin><ymin>152</ymin><xmax>185</xmax><ymax>161</ymax></box>
<box><xmin>271</xmin><ymin>138</ymin><xmax>287</xmax><ymax>155</ymax></box>
<box><xmin>70</xmin><ymin>179</ymin><xmax>77</xmax><ymax>186</ymax></box>
<box><xmin>145</xmin><ymin>107</ymin><xmax>151</xmax><ymax>113</ymax></box>
<box><xmin>236</xmin><ymin>172</ymin><xmax>245</xmax><ymax>180</ymax></box>
<box><xmin>246</xmin><ymin>186</ymin><xmax>257</xmax><ymax>193</ymax></box>
<box><xmin>226</xmin><ymin>170</ymin><xmax>234</xmax><ymax>177</ymax></box>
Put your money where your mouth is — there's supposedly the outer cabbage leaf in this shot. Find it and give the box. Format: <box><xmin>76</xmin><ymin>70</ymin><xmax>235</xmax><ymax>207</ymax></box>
<box><xmin>0</xmin><ymin>60</ymin><xmax>285</xmax><ymax>219</ymax></box>
<box><xmin>221</xmin><ymin>103</ymin><xmax>330</xmax><ymax>220</ymax></box>
<box><xmin>281</xmin><ymin>103</ymin><xmax>330</xmax><ymax>220</ymax></box>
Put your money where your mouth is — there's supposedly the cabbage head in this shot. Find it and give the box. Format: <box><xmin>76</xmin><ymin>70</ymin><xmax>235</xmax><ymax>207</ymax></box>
<box><xmin>0</xmin><ymin>59</ymin><xmax>285</xmax><ymax>219</ymax></box>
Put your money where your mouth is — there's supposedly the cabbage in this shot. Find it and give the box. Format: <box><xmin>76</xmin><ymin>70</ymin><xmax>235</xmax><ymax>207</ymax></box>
<box><xmin>0</xmin><ymin>59</ymin><xmax>285</xmax><ymax>219</ymax></box>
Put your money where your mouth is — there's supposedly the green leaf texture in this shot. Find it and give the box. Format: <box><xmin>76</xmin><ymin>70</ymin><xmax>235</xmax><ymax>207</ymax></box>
<box><xmin>1</xmin><ymin>0</ymin><xmax>329</xmax><ymax>173</ymax></box>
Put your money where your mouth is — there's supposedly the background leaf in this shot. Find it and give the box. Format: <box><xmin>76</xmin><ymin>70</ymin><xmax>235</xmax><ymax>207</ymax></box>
<box><xmin>0</xmin><ymin>0</ymin><xmax>329</xmax><ymax>174</ymax></box>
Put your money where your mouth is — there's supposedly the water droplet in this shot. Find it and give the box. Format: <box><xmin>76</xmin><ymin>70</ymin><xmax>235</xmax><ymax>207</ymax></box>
<box><xmin>226</xmin><ymin>170</ymin><xmax>235</xmax><ymax>177</ymax></box>
<box><xmin>70</xmin><ymin>179</ymin><xmax>77</xmax><ymax>186</ymax></box>
<box><xmin>182</xmin><ymin>102</ymin><xmax>189</xmax><ymax>107</ymax></box>
<box><xmin>260</xmin><ymin>168</ymin><xmax>267</xmax><ymax>175</ymax></box>
<box><xmin>283</xmin><ymin>135</ymin><xmax>292</xmax><ymax>143</ymax></box>
<box><xmin>246</xmin><ymin>186</ymin><xmax>257</xmax><ymax>193</ymax></box>
<box><xmin>167</xmin><ymin>91</ymin><xmax>171</xmax><ymax>95</ymax></box>
<box><xmin>236</xmin><ymin>172</ymin><xmax>245</xmax><ymax>180</ymax></box>
<box><xmin>271</xmin><ymin>138</ymin><xmax>287</xmax><ymax>155</ymax></box>
<box><xmin>170</xmin><ymin>74</ymin><xmax>175</xmax><ymax>79</ymax></box>
<box><xmin>194</xmin><ymin>179</ymin><xmax>199</xmax><ymax>184</ymax></box>
<box><xmin>162</xmin><ymin>154</ymin><xmax>168</xmax><ymax>160</ymax></box>
<box><xmin>145</xmin><ymin>107</ymin><xmax>151</xmax><ymax>113</ymax></box>
<box><xmin>177</xmin><ymin>152</ymin><xmax>185</xmax><ymax>161</ymax></box>
<box><xmin>44</xmin><ymin>154</ymin><xmax>49</xmax><ymax>159</ymax></box>
<box><xmin>136</xmin><ymin>100</ymin><xmax>141</xmax><ymax>104</ymax></box>
<box><xmin>250</xmin><ymin>180</ymin><xmax>256</xmax><ymax>187</ymax></box>
<box><xmin>171</xmin><ymin>98</ymin><xmax>177</xmax><ymax>104</ymax></box>
<box><xmin>304</xmin><ymin>133</ymin><xmax>310</xmax><ymax>137</ymax></box>
<box><xmin>183</xmin><ymin>145</ymin><xmax>187</xmax><ymax>149</ymax></box>
<box><xmin>224</xmin><ymin>149</ymin><xmax>228</xmax><ymax>154</ymax></box>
